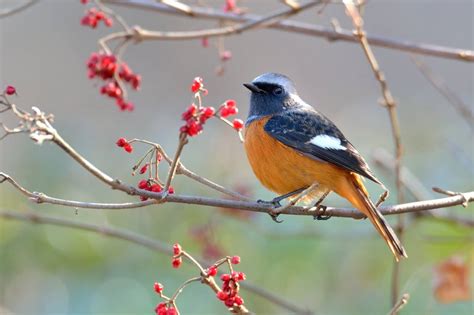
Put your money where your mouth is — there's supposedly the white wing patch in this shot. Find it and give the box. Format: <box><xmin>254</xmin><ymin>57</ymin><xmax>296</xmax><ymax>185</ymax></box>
<box><xmin>309</xmin><ymin>135</ymin><xmax>346</xmax><ymax>150</ymax></box>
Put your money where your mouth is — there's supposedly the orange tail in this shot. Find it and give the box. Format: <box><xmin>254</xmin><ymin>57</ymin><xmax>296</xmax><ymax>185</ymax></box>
<box><xmin>342</xmin><ymin>175</ymin><xmax>408</xmax><ymax>261</ymax></box>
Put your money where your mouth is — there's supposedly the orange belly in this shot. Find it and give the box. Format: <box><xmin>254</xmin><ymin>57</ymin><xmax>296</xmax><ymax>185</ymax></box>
<box><xmin>244</xmin><ymin>117</ymin><xmax>365</xmax><ymax>200</ymax></box>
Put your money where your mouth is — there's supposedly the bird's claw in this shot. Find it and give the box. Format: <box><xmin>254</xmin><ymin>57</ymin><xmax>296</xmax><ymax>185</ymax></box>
<box><xmin>269</xmin><ymin>211</ymin><xmax>284</xmax><ymax>223</ymax></box>
<box><xmin>313</xmin><ymin>205</ymin><xmax>331</xmax><ymax>221</ymax></box>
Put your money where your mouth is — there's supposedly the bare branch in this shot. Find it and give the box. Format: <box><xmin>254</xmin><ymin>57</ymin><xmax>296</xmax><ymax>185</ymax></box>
<box><xmin>102</xmin><ymin>0</ymin><xmax>474</xmax><ymax>62</ymax></box>
<box><xmin>388</xmin><ymin>293</ymin><xmax>409</xmax><ymax>315</ymax></box>
<box><xmin>2</xmin><ymin>171</ymin><xmax>473</xmax><ymax>218</ymax></box>
<box><xmin>0</xmin><ymin>0</ymin><xmax>39</xmax><ymax>18</ymax></box>
<box><xmin>411</xmin><ymin>55</ymin><xmax>474</xmax><ymax>129</ymax></box>
<box><xmin>0</xmin><ymin>210</ymin><xmax>312</xmax><ymax>315</ymax></box>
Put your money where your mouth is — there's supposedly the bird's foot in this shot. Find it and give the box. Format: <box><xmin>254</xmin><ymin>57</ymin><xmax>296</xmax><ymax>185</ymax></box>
<box><xmin>257</xmin><ymin>198</ymin><xmax>282</xmax><ymax>208</ymax></box>
<box><xmin>313</xmin><ymin>205</ymin><xmax>331</xmax><ymax>221</ymax></box>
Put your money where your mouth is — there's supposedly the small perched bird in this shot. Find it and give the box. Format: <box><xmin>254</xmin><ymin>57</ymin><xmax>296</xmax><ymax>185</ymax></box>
<box><xmin>243</xmin><ymin>73</ymin><xmax>407</xmax><ymax>261</ymax></box>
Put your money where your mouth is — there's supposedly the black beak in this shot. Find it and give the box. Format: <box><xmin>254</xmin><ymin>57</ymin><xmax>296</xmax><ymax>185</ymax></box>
<box><xmin>243</xmin><ymin>83</ymin><xmax>265</xmax><ymax>94</ymax></box>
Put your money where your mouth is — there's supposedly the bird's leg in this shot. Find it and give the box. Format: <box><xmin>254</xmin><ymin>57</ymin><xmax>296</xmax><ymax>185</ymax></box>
<box><xmin>269</xmin><ymin>184</ymin><xmax>319</xmax><ymax>223</ymax></box>
<box><xmin>257</xmin><ymin>187</ymin><xmax>307</xmax><ymax>208</ymax></box>
<box><xmin>313</xmin><ymin>191</ymin><xmax>331</xmax><ymax>221</ymax></box>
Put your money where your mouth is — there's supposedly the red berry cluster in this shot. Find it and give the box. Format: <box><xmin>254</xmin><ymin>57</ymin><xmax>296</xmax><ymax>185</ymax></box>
<box><xmin>80</xmin><ymin>8</ymin><xmax>113</xmax><ymax>28</ymax></box>
<box><xmin>87</xmin><ymin>52</ymin><xmax>140</xmax><ymax>111</ymax></box>
<box><xmin>172</xmin><ymin>243</ymin><xmax>183</xmax><ymax>268</ymax></box>
<box><xmin>3</xmin><ymin>85</ymin><xmax>16</xmax><ymax>96</ymax></box>
<box><xmin>154</xmin><ymin>283</ymin><xmax>177</xmax><ymax>315</ymax></box>
<box><xmin>180</xmin><ymin>77</ymin><xmax>244</xmax><ymax>136</ymax></box>
<box><xmin>154</xmin><ymin>303</ymin><xmax>177</xmax><ymax>315</ymax></box>
<box><xmin>116</xmin><ymin>137</ymin><xmax>133</xmax><ymax>153</ymax></box>
<box><xmin>213</xmin><ymin>258</ymin><xmax>246</xmax><ymax>309</ymax></box>
<box><xmin>137</xmin><ymin>179</ymin><xmax>174</xmax><ymax>201</ymax></box>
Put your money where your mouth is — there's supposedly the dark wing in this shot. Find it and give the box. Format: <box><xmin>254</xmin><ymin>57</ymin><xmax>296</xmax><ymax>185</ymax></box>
<box><xmin>264</xmin><ymin>109</ymin><xmax>382</xmax><ymax>184</ymax></box>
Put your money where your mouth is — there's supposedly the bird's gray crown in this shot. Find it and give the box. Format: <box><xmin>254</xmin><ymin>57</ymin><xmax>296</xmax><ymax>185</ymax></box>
<box><xmin>252</xmin><ymin>73</ymin><xmax>296</xmax><ymax>93</ymax></box>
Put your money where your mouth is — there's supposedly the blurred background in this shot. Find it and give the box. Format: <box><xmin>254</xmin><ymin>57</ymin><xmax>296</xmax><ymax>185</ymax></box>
<box><xmin>0</xmin><ymin>0</ymin><xmax>473</xmax><ymax>314</ymax></box>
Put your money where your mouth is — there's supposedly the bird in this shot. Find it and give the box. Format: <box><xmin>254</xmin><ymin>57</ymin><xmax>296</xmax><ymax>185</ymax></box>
<box><xmin>242</xmin><ymin>72</ymin><xmax>407</xmax><ymax>261</ymax></box>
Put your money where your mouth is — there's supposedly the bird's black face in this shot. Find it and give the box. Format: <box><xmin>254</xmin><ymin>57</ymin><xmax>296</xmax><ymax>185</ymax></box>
<box><xmin>244</xmin><ymin>81</ymin><xmax>294</xmax><ymax>124</ymax></box>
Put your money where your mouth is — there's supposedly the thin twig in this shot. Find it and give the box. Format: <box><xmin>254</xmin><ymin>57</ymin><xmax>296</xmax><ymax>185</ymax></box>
<box><xmin>103</xmin><ymin>0</ymin><xmax>474</xmax><ymax>62</ymax></box>
<box><xmin>98</xmin><ymin>0</ymin><xmax>322</xmax><ymax>49</ymax></box>
<box><xmin>0</xmin><ymin>210</ymin><xmax>311</xmax><ymax>315</ymax></box>
<box><xmin>0</xmin><ymin>0</ymin><xmax>39</xmax><ymax>18</ymax></box>
<box><xmin>388</xmin><ymin>293</ymin><xmax>409</xmax><ymax>315</ymax></box>
<box><xmin>411</xmin><ymin>55</ymin><xmax>474</xmax><ymax>129</ymax></box>
<box><xmin>343</xmin><ymin>0</ymin><xmax>405</xmax><ymax>308</ymax></box>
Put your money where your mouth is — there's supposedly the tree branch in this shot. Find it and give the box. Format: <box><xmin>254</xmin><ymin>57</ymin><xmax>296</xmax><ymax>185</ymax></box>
<box><xmin>103</xmin><ymin>0</ymin><xmax>474</xmax><ymax>62</ymax></box>
<box><xmin>0</xmin><ymin>209</ymin><xmax>312</xmax><ymax>315</ymax></box>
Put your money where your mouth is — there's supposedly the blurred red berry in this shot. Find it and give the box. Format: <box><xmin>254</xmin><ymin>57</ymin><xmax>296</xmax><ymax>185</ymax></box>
<box><xmin>224</xmin><ymin>297</ymin><xmax>235</xmax><ymax>307</ymax></box>
<box><xmin>234</xmin><ymin>295</ymin><xmax>244</xmax><ymax>305</ymax></box>
<box><xmin>191</xmin><ymin>77</ymin><xmax>203</xmax><ymax>93</ymax></box>
<box><xmin>139</xmin><ymin>164</ymin><xmax>148</xmax><ymax>174</ymax></box>
<box><xmin>173</xmin><ymin>243</ymin><xmax>182</xmax><ymax>255</ymax></box>
<box><xmin>221</xmin><ymin>274</ymin><xmax>231</xmax><ymax>282</ymax></box>
<box><xmin>4</xmin><ymin>85</ymin><xmax>16</xmax><ymax>95</ymax></box>
<box><xmin>80</xmin><ymin>0</ymin><xmax>89</xmax><ymax>4</ymax></box>
<box><xmin>116</xmin><ymin>137</ymin><xmax>128</xmax><ymax>147</ymax></box>
<box><xmin>123</xmin><ymin>144</ymin><xmax>133</xmax><ymax>153</ymax></box>
<box><xmin>166</xmin><ymin>307</ymin><xmax>177</xmax><ymax>315</ymax></box>
<box><xmin>216</xmin><ymin>291</ymin><xmax>228</xmax><ymax>301</ymax></box>
<box><xmin>182</xmin><ymin>104</ymin><xmax>198</xmax><ymax>121</ymax></box>
<box><xmin>231</xmin><ymin>256</ymin><xmax>241</xmax><ymax>264</ymax></box>
<box><xmin>220</xmin><ymin>50</ymin><xmax>232</xmax><ymax>61</ymax></box>
<box><xmin>172</xmin><ymin>257</ymin><xmax>182</xmax><ymax>268</ymax></box>
<box><xmin>154</xmin><ymin>282</ymin><xmax>164</xmax><ymax>294</ymax></box>
<box><xmin>202</xmin><ymin>106</ymin><xmax>216</xmax><ymax>118</ymax></box>
<box><xmin>225</xmin><ymin>99</ymin><xmax>236</xmax><ymax>107</ymax></box>
<box><xmin>236</xmin><ymin>272</ymin><xmax>246</xmax><ymax>281</ymax></box>
<box><xmin>150</xmin><ymin>184</ymin><xmax>162</xmax><ymax>193</ymax></box>
<box><xmin>201</xmin><ymin>37</ymin><xmax>209</xmax><ymax>47</ymax></box>
<box><xmin>138</xmin><ymin>179</ymin><xmax>148</xmax><ymax>189</ymax></box>
<box><xmin>207</xmin><ymin>265</ymin><xmax>218</xmax><ymax>277</ymax></box>
<box><xmin>224</xmin><ymin>0</ymin><xmax>237</xmax><ymax>12</ymax></box>
<box><xmin>232</xmin><ymin>119</ymin><xmax>244</xmax><ymax>131</ymax></box>
<box><xmin>168</xmin><ymin>186</ymin><xmax>175</xmax><ymax>194</ymax></box>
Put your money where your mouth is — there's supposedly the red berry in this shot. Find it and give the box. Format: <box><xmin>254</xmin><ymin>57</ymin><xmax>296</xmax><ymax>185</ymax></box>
<box><xmin>207</xmin><ymin>266</ymin><xmax>218</xmax><ymax>276</ymax></box>
<box><xmin>80</xmin><ymin>0</ymin><xmax>89</xmax><ymax>4</ymax></box>
<box><xmin>150</xmin><ymin>184</ymin><xmax>162</xmax><ymax>193</ymax></box>
<box><xmin>234</xmin><ymin>295</ymin><xmax>244</xmax><ymax>306</ymax></box>
<box><xmin>231</xmin><ymin>256</ymin><xmax>241</xmax><ymax>264</ymax></box>
<box><xmin>216</xmin><ymin>291</ymin><xmax>228</xmax><ymax>301</ymax></box>
<box><xmin>168</xmin><ymin>186</ymin><xmax>175</xmax><ymax>194</ymax></box>
<box><xmin>224</xmin><ymin>297</ymin><xmax>235</xmax><ymax>307</ymax></box>
<box><xmin>202</xmin><ymin>106</ymin><xmax>216</xmax><ymax>118</ymax></box>
<box><xmin>173</xmin><ymin>243</ymin><xmax>182</xmax><ymax>255</ymax></box>
<box><xmin>225</xmin><ymin>99</ymin><xmax>236</xmax><ymax>107</ymax></box>
<box><xmin>123</xmin><ymin>144</ymin><xmax>133</xmax><ymax>153</ymax></box>
<box><xmin>181</xmin><ymin>104</ymin><xmax>197</xmax><ymax>121</ymax></box>
<box><xmin>236</xmin><ymin>272</ymin><xmax>246</xmax><ymax>281</ymax></box>
<box><xmin>232</xmin><ymin>119</ymin><xmax>244</xmax><ymax>131</ymax></box>
<box><xmin>154</xmin><ymin>282</ymin><xmax>164</xmax><ymax>294</ymax></box>
<box><xmin>221</xmin><ymin>274</ymin><xmax>231</xmax><ymax>282</ymax></box>
<box><xmin>220</xmin><ymin>50</ymin><xmax>232</xmax><ymax>61</ymax></box>
<box><xmin>139</xmin><ymin>164</ymin><xmax>148</xmax><ymax>174</ymax></box>
<box><xmin>116</xmin><ymin>137</ymin><xmax>128</xmax><ymax>147</ymax></box>
<box><xmin>5</xmin><ymin>85</ymin><xmax>16</xmax><ymax>95</ymax></box>
<box><xmin>138</xmin><ymin>179</ymin><xmax>148</xmax><ymax>189</ymax></box>
<box><xmin>191</xmin><ymin>77</ymin><xmax>203</xmax><ymax>93</ymax></box>
<box><xmin>172</xmin><ymin>257</ymin><xmax>182</xmax><ymax>268</ymax></box>
<box><xmin>166</xmin><ymin>307</ymin><xmax>177</xmax><ymax>315</ymax></box>
<box><xmin>224</xmin><ymin>0</ymin><xmax>236</xmax><ymax>12</ymax></box>
<box><xmin>140</xmin><ymin>195</ymin><xmax>149</xmax><ymax>202</ymax></box>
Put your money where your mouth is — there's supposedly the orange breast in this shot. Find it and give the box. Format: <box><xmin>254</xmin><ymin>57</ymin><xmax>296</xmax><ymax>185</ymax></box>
<box><xmin>244</xmin><ymin>117</ymin><xmax>359</xmax><ymax>200</ymax></box>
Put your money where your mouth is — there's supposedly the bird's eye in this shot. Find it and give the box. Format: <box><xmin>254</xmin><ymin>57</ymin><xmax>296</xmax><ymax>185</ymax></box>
<box><xmin>273</xmin><ymin>87</ymin><xmax>283</xmax><ymax>95</ymax></box>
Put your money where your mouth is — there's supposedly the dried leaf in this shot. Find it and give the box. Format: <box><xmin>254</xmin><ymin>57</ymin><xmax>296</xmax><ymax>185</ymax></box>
<box><xmin>433</xmin><ymin>256</ymin><xmax>472</xmax><ymax>303</ymax></box>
